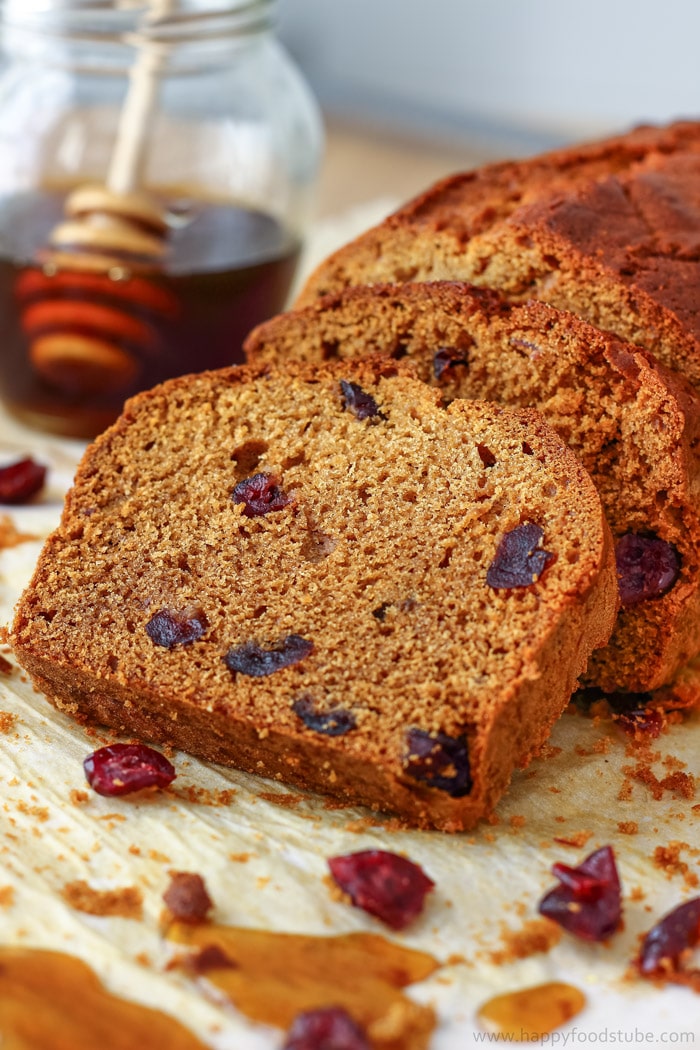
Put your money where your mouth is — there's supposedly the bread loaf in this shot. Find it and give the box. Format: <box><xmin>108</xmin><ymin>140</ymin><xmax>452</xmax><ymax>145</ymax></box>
<box><xmin>296</xmin><ymin>122</ymin><xmax>700</xmax><ymax>390</ymax></box>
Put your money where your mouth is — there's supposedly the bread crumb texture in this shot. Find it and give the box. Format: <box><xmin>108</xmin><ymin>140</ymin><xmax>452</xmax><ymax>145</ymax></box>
<box><xmin>60</xmin><ymin>880</ymin><xmax>143</xmax><ymax>919</ymax></box>
<box><xmin>246</xmin><ymin>281</ymin><xmax>700</xmax><ymax>693</ymax></box>
<box><xmin>11</xmin><ymin>360</ymin><xmax>616</xmax><ymax>830</ymax></box>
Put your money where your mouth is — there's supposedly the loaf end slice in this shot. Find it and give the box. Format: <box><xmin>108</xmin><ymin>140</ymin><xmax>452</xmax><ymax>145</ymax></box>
<box><xmin>296</xmin><ymin>120</ymin><xmax>700</xmax><ymax>306</ymax></box>
<box><xmin>295</xmin><ymin>123</ymin><xmax>700</xmax><ymax>390</ymax></box>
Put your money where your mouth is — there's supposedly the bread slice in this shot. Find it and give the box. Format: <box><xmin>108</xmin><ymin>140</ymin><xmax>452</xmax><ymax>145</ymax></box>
<box><xmin>245</xmin><ymin>282</ymin><xmax>700</xmax><ymax>694</ymax></box>
<box><xmin>295</xmin><ymin>122</ymin><xmax>700</xmax><ymax>389</ymax></box>
<box><xmin>11</xmin><ymin>359</ymin><xmax>617</xmax><ymax>831</ymax></box>
<box><xmin>455</xmin><ymin>151</ymin><xmax>700</xmax><ymax>388</ymax></box>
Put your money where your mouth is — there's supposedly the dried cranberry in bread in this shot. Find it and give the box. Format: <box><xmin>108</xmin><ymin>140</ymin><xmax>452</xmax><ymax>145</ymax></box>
<box><xmin>296</xmin><ymin>122</ymin><xmax>700</xmax><ymax>389</ymax></box>
<box><xmin>246</xmin><ymin>282</ymin><xmax>700</xmax><ymax>694</ymax></box>
<box><xmin>11</xmin><ymin>360</ymin><xmax>617</xmax><ymax>831</ymax></box>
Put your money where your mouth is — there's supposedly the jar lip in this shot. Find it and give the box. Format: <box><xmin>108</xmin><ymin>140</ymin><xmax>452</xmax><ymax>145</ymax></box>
<box><xmin>0</xmin><ymin>0</ymin><xmax>275</xmax><ymax>40</ymax></box>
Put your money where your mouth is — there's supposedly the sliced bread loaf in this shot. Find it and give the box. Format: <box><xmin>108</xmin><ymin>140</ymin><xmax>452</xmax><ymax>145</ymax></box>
<box><xmin>11</xmin><ymin>359</ymin><xmax>616</xmax><ymax>830</ymax></box>
<box><xmin>245</xmin><ymin>281</ymin><xmax>700</xmax><ymax>693</ymax></box>
<box><xmin>296</xmin><ymin>123</ymin><xmax>700</xmax><ymax>390</ymax></box>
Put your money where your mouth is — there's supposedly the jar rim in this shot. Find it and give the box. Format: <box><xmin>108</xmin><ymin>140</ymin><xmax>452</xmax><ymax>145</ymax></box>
<box><xmin>0</xmin><ymin>0</ymin><xmax>275</xmax><ymax>41</ymax></box>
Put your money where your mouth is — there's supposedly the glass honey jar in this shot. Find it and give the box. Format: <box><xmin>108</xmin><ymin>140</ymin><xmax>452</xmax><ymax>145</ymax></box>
<box><xmin>0</xmin><ymin>0</ymin><xmax>323</xmax><ymax>437</ymax></box>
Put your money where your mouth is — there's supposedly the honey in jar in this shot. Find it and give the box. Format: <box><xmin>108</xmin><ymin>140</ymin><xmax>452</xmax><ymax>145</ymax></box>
<box><xmin>0</xmin><ymin>189</ymin><xmax>301</xmax><ymax>437</ymax></box>
<box><xmin>0</xmin><ymin>0</ymin><xmax>323</xmax><ymax>438</ymax></box>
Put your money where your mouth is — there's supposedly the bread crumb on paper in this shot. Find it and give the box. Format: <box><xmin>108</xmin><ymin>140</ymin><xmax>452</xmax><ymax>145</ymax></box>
<box><xmin>61</xmin><ymin>879</ymin><xmax>143</xmax><ymax>919</ymax></box>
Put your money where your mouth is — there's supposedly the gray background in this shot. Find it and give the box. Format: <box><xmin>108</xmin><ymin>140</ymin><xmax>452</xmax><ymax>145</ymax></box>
<box><xmin>277</xmin><ymin>0</ymin><xmax>700</xmax><ymax>154</ymax></box>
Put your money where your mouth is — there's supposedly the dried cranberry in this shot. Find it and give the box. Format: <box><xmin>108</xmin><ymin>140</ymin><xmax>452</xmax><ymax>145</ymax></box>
<box><xmin>404</xmin><ymin>728</ymin><xmax>472</xmax><ymax>797</ymax></box>
<box><xmin>0</xmin><ymin>456</ymin><xmax>46</xmax><ymax>503</ymax></box>
<box><xmin>163</xmin><ymin>872</ymin><xmax>213</xmax><ymax>923</ymax></box>
<box><xmin>83</xmin><ymin>743</ymin><xmax>176</xmax><ymax>796</ymax></box>
<box><xmin>572</xmin><ymin>688</ymin><xmax>664</xmax><ymax>736</ymax></box>
<box><xmin>538</xmin><ymin>845</ymin><xmax>622</xmax><ymax>941</ymax></box>
<box><xmin>292</xmin><ymin>697</ymin><xmax>356</xmax><ymax>736</ymax></box>
<box><xmin>145</xmin><ymin>608</ymin><xmax>208</xmax><ymax>648</ymax></box>
<box><xmin>328</xmin><ymin>849</ymin><xmax>434</xmax><ymax>930</ymax></box>
<box><xmin>283</xmin><ymin>1006</ymin><xmax>370</xmax><ymax>1050</ymax></box>
<box><xmin>188</xmin><ymin>944</ymin><xmax>238</xmax><ymax>973</ymax></box>
<box><xmin>572</xmin><ymin>686</ymin><xmax>653</xmax><ymax>715</ymax></box>
<box><xmin>232</xmin><ymin>472</ymin><xmax>290</xmax><ymax>517</ymax></box>
<box><xmin>339</xmin><ymin>380</ymin><xmax>385</xmax><ymax>421</ymax></box>
<box><xmin>615</xmin><ymin>533</ymin><xmax>680</xmax><ymax>606</ymax></box>
<box><xmin>224</xmin><ymin>634</ymin><xmax>313</xmax><ymax>677</ymax></box>
<box><xmin>615</xmin><ymin>708</ymin><xmax>665</xmax><ymax>738</ymax></box>
<box><xmin>637</xmin><ymin>897</ymin><xmax>700</xmax><ymax>979</ymax></box>
<box><xmin>433</xmin><ymin>347</ymin><xmax>469</xmax><ymax>380</ymax></box>
<box><xmin>486</xmin><ymin>523</ymin><xmax>555</xmax><ymax>589</ymax></box>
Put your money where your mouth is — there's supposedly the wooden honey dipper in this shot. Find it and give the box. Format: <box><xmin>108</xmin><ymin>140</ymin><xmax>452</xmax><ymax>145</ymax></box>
<box><xmin>18</xmin><ymin>1</ymin><xmax>178</xmax><ymax>397</ymax></box>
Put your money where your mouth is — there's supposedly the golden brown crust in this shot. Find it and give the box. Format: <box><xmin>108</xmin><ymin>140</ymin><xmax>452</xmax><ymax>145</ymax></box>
<box><xmin>295</xmin><ymin>121</ymin><xmax>700</xmax><ymax>390</ymax></box>
<box><xmin>297</xmin><ymin>121</ymin><xmax>700</xmax><ymax>299</ymax></box>
<box><xmin>246</xmin><ymin>281</ymin><xmax>700</xmax><ymax>692</ymax></box>
<box><xmin>11</xmin><ymin>361</ymin><xmax>616</xmax><ymax>831</ymax></box>
<box><xmin>464</xmin><ymin>153</ymin><xmax>700</xmax><ymax>387</ymax></box>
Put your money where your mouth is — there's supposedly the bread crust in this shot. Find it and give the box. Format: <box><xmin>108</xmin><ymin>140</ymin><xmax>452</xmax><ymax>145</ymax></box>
<box><xmin>296</xmin><ymin>121</ymin><xmax>700</xmax><ymax>390</ymax></box>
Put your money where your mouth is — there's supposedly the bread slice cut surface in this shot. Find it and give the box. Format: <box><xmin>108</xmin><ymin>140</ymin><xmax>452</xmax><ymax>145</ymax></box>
<box><xmin>246</xmin><ymin>281</ymin><xmax>700</xmax><ymax>693</ymax></box>
<box><xmin>11</xmin><ymin>360</ymin><xmax>617</xmax><ymax>830</ymax></box>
